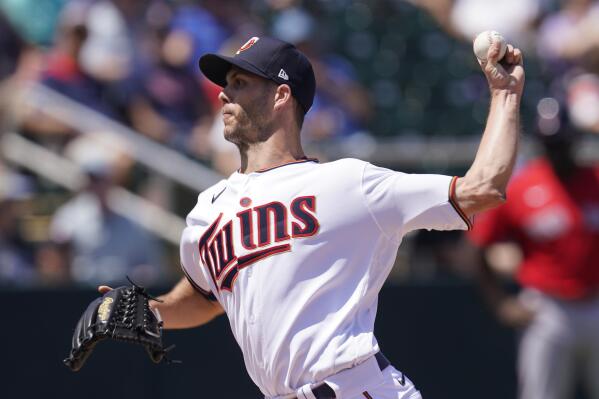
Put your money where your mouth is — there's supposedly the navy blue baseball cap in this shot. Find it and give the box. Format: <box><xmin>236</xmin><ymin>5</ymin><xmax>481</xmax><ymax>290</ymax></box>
<box><xmin>199</xmin><ymin>36</ymin><xmax>316</xmax><ymax>113</ymax></box>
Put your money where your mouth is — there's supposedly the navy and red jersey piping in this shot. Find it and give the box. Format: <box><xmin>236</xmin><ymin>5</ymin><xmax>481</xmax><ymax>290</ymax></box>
<box><xmin>448</xmin><ymin>176</ymin><xmax>473</xmax><ymax>230</ymax></box>
<box><xmin>180</xmin><ymin>263</ymin><xmax>218</xmax><ymax>301</ymax></box>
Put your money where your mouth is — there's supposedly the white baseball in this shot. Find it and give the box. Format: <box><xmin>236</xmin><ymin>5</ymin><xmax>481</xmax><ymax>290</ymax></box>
<box><xmin>473</xmin><ymin>30</ymin><xmax>507</xmax><ymax>62</ymax></box>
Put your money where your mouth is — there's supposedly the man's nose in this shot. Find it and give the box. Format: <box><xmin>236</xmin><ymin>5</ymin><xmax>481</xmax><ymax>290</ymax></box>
<box><xmin>218</xmin><ymin>90</ymin><xmax>230</xmax><ymax>104</ymax></box>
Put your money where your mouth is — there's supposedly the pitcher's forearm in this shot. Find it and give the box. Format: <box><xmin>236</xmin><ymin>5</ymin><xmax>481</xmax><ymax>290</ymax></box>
<box><xmin>467</xmin><ymin>90</ymin><xmax>520</xmax><ymax>194</ymax></box>
<box><xmin>150</xmin><ymin>278</ymin><xmax>224</xmax><ymax>329</ymax></box>
<box><xmin>454</xmin><ymin>39</ymin><xmax>524</xmax><ymax>218</ymax></box>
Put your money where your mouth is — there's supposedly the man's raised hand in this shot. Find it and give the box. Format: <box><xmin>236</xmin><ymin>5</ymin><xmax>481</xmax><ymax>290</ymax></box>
<box><xmin>478</xmin><ymin>41</ymin><xmax>525</xmax><ymax>97</ymax></box>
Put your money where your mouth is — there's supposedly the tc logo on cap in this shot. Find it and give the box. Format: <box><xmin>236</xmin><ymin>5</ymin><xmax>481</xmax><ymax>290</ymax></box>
<box><xmin>236</xmin><ymin>37</ymin><xmax>260</xmax><ymax>55</ymax></box>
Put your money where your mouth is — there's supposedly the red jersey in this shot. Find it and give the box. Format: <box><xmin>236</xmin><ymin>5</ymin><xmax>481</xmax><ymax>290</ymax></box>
<box><xmin>469</xmin><ymin>158</ymin><xmax>599</xmax><ymax>300</ymax></box>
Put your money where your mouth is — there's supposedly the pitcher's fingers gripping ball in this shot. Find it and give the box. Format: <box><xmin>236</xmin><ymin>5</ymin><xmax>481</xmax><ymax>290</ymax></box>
<box><xmin>473</xmin><ymin>31</ymin><xmax>524</xmax><ymax>95</ymax></box>
<box><xmin>473</xmin><ymin>30</ymin><xmax>507</xmax><ymax>62</ymax></box>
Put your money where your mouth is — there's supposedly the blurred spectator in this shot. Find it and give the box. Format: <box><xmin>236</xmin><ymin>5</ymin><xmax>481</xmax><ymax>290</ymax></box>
<box><xmin>538</xmin><ymin>0</ymin><xmax>599</xmax><ymax>75</ymax></box>
<box><xmin>0</xmin><ymin>11</ymin><xmax>26</xmax><ymax>82</ymax></box>
<box><xmin>18</xmin><ymin>0</ymin><xmax>127</xmax><ymax>144</ymax></box>
<box><xmin>49</xmin><ymin>137</ymin><xmax>165</xmax><ymax>286</ymax></box>
<box><xmin>128</xmin><ymin>25</ymin><xmax>214</xmax><ymax>154</ymax></box>
<box><xmin>467</xmin><ymin>99</ymin><xmax>599</xmax><ymax>399</ymax></box>
<box><xmin>0</xmin><ymin>10</ymin><xmax>32</xmax><ymax>133</ymax></box>
<box><xmin>567</xmin><ymin>72</ymin><xmax>599</xmax><ymax>134</ymax></box>
<box><xmin>0</xmin><ymin>169</ymin><xmax>36</xmax><ymax>285</ymax></box>
<box><xmin>60</xmin><ymin>0</ymin><xmax>147</xmax><ymax>122</ymax></box>
<box><xmin>43</xmin><ymin>1</ymin><xmax>90</xmax><ymax>96</ymax></box>
<box><xmin>80</xmin><ymin>0</ymin><xmax>134</xmax><ymax>83</ymax></box>
<box><xmin>411</xmin><ymin>0</ymin><xmax>542</xmax><ymax>50</ymax></box>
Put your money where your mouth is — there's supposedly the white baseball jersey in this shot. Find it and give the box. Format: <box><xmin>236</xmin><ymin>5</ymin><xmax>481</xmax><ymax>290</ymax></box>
<box><xmin>180</xmin><ymin>158</ymin><xmax>470</xmax><ymax>397</ymax></box>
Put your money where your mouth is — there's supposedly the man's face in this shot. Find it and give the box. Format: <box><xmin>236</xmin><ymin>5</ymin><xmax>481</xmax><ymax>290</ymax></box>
<box><xmin>219</xmin><ymin>67</ymin><xmax>276</xmax><ymax>145</ymax></box>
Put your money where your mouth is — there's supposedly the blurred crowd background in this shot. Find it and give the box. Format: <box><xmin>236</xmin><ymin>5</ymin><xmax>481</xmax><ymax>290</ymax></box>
<box><xmin>0</xmin><ymin>0</ymin><xmax>598</xmax><ymax>289</ymax></box>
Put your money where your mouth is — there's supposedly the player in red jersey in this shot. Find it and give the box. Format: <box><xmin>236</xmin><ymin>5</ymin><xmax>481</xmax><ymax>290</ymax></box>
<box><xmin>468</xmin><ymin>101</ymin><xmax>599</xmax><ymax>399</ymax></box>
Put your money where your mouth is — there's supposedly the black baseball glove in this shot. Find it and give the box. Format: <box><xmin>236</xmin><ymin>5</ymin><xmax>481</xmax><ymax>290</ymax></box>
<box><xmin>63</xmin><ymin>281</ymin><xmax>174</xmax><ymax>371</ymax></box>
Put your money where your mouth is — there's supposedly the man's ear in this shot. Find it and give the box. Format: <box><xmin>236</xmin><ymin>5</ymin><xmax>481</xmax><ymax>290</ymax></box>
<box><xmin>273</xmin><ymin>84</ymin><xmax>292</xmax><ymax>111</ymax></box>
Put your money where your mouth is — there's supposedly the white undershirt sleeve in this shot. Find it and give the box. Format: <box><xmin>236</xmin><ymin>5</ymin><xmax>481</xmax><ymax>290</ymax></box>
<box><xmin>361</xmin><ymin>163</ymin><xmax>470</xmax><ymax>238</ymax></box>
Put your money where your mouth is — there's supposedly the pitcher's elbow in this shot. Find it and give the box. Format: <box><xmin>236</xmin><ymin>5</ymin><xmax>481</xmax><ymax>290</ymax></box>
<box><xmin>455</xmin><ymin>176</ymin><xmax>508</xmax><ymax>217</ymax></box>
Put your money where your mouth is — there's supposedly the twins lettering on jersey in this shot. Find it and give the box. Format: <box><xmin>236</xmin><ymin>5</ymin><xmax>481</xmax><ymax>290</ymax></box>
<box><xmin>199</xmin><ymin>196</ymin><xmax>319</xmax><ymax>293</ymax></box>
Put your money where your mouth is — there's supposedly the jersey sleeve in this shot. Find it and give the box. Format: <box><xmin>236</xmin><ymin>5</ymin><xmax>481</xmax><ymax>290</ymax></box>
<box><xmin>361</xmin><ymin>163</ymin><xmax>471</xmax><ymax>238</ymax></box>
<box><xmin>180</xmin><ymin>225</ymin><xmax>217</xmax><ymax>301</ymax></box>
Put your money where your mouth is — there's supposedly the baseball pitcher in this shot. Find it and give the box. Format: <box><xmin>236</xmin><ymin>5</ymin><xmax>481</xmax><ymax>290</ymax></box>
<box><xmin>66</xmin><ymin>35</ymin><xmax>524</xmax><ymax>399</ymax></box>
